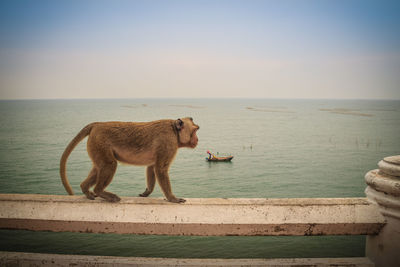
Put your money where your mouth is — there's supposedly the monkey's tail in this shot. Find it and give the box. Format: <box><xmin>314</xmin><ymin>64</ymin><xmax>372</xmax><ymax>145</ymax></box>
<box><xmin>60</xmin><ymin>123</ymin><xmax>95</xmax><ymax>195</ymax></box>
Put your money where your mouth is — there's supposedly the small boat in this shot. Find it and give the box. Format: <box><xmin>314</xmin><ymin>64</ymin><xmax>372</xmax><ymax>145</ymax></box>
<box><xmin>206</xmin><ymin>155</ymin><xmax>234</xmax><ymax>162</ymax></box>
<box><xmin>206</xmin><ymin>151</ymin><xmax>233</xmax><ymax>162</ymax></box>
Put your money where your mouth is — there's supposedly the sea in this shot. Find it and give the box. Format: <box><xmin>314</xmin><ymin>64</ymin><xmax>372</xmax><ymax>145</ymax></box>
<box><xmin>0</xmin><ymin>98</ymin><xmax>399</xmax><ymax>259</ymax></box>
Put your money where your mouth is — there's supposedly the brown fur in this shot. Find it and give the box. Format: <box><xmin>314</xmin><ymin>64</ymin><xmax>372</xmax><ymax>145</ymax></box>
<box><xmin>60</xmin><ymin>117</ymin><xmax>199</xmax><ymax>203</ymax></box>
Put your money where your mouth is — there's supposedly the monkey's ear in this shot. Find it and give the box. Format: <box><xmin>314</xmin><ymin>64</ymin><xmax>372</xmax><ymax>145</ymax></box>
<box><xmin>175</xmin><ymin>118</ymin><xmax>184</xmax><ymax>131</ymax></box>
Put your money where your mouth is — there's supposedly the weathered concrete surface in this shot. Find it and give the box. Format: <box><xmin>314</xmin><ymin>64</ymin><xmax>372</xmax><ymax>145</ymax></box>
<box><xmin>0</xmin><ymin>252</ymin><xmax>375</xmax><ymax>267</ymax></box>
<box><xmin>365</xmin><ymin>155</ymin><xmax>400</xmax><ymax>267</ymax></box>
<box><xmin>0</xmin><ymin>194</ymin><xmax>384</xmax><ymax>236</ymax></box>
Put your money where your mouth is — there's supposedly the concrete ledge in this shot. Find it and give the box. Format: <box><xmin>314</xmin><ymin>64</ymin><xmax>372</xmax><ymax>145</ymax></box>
<box><xmin>0</xmin><ymin>252</ymin><xmax>375</xmax><ymax>266</ymax></box>
<box><xmin>0</xmin><ymin>194</ymin><xmax>385</xmax><ymax>236</ymax></box>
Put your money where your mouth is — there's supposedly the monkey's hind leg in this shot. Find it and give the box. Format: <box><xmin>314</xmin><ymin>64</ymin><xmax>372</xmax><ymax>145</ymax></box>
<box><xmin>93</xmin><ymin>161</ymin><xmax>121</xmax><ymax>202</ymax></box>
<box><xmin>140</xmin><ymin>165</ymin><xmax>156</xmax><ymax>197</ymax></box>
<box><xmin>80</xmin><ymin>167</ymin><xmax>97</xmax><ymax>200</ymax></box>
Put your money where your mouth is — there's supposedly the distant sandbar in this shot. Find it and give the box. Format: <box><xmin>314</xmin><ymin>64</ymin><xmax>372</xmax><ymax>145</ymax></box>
<box><xmin>319</xmin><ymin>108</ymin><xmax>373</xmax><ymax>117</ymax></box>
<box><xmin>121</xmin><ymin>104</ymin><xmax>148</xmax><ymax>109</ymax></box>
<box><xmin>246</xmin><ymin>107</ymin><xmax>294</xmax><ymax>113</ymax></box>
<box><xmin>169</xmin><ymin>104</ymin><xmax>204</xmax><ymax>109</ymax></box>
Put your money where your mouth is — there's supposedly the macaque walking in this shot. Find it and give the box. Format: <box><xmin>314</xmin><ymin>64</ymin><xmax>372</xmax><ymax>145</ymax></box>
<box><xmin>60</xmin><ymin>117</ymin><xmax>199</xmax><ymax>203</ymax></box>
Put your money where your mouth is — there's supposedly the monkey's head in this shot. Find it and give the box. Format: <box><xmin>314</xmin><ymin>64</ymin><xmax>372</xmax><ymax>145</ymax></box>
<box><xmin>175</xmin><ymin>117</ymin><xmax>199</xmax><ymax>148</ymax></box>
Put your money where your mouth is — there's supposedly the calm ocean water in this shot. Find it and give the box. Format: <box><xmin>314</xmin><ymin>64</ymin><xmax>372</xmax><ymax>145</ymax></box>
<box><xmin>0</xmin><ymin>98</ymin><xmax>399</xmax><ymax>258</ymax></box>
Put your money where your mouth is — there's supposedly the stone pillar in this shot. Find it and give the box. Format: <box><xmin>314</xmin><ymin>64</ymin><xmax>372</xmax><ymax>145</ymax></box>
<box><xmin>365</xmin><ymin>155</ymin><xmax>400</xmax><ymax>267</ymax></box>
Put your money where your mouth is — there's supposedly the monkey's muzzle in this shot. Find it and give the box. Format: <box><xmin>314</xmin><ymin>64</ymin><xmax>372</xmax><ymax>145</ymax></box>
<box><xmin>190</xmin><ymin>128</ymin><xmax>199</xmax><ymax>148</ymax></box>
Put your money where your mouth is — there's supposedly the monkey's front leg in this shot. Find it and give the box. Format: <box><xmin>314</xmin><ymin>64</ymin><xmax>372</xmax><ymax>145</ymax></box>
<box><xmin>155</xmin><ymin>166</ymin><xmax>186</xmax><ymax>203</ymax></box>
<box><xmin>139</xmin><ymin>165</ymin><xmax>156</xmax><ymax>197</ymax></box>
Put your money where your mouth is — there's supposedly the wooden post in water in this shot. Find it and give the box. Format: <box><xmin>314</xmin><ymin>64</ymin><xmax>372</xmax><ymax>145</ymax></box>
<box><xmin>365</xmin><ymin>155</ymin><xmax>400</xmax><ymax>267</ymax></box>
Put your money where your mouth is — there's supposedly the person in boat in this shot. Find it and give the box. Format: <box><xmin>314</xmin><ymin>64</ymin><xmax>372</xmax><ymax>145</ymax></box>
<box><xmin>207</xmin><ymin>150</ymin><xmax>215</xmax><ymax>160</ymax></box>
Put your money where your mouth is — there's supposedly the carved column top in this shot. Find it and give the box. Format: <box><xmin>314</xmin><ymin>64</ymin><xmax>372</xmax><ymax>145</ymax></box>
<box><xmin>365</xmin><ymin>155</ymin><xmax>400</xmax><ymax>197</ymax></box>
<box><xmin>365</xmin><ymin>155</ymin><xmax>400</xmax><ymax>220</ymax></box>
<box><xmin>378</xmin><ymin>155</ymin><xmax>400</xmax><ymax>178</ymax></box>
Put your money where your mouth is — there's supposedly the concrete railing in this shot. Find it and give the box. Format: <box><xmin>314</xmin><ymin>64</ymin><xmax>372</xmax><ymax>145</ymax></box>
<box><xmin>0</xmin><ymin>155</ymin><xmax>399</xmax><ymax>267</ymax></box>
<box><xmin>0</xmin><ymin>195</ymin><xmax>385</xmax><ymax>236</ymax></box>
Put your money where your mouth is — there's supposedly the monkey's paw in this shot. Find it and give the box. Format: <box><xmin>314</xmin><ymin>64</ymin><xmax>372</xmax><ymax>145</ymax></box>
<box><xmin>84</xmin><ymin>191</ymin><xmax>96</xmax><ymax>200</ymax></box>
<box><xmin>168</xmin><ymin>197</ymin><xmax>186</xmax><ymax>203</ymax></box>
<box><xmin>109</xmin><ymin>195</ymin><xmax>121</xmax><ymax>202</ymax></box>
<box><xmin>139</xmin><ymin>189</ymin><xmax>150</xmax><ymax>197</ymax></box>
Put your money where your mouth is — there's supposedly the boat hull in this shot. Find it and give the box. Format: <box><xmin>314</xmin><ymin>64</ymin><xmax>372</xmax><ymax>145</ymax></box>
<box><xmin>206</xmin><ymin>156</ymin><xmax>233</xmax><ymax>162</ymax></box>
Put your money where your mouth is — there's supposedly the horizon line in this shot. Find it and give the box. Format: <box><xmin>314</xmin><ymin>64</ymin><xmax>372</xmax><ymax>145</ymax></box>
<box><xmin>1</xmin><ymin>97</ymin><xmax>400</xmax><ymax>101</ymax></box>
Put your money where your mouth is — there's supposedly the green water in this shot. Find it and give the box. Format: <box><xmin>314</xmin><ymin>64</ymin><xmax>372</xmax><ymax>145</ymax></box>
<box><xmin>0</xmin><ymin>98</ymin><xmax>399</xmax><ymax>258</ymax></box>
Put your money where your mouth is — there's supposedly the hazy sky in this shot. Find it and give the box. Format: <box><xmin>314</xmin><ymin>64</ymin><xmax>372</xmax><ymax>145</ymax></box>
<box><xmin>1</xmin><ymin>0</ymin><xmax>399</xmax><ymax>99</ymax></box>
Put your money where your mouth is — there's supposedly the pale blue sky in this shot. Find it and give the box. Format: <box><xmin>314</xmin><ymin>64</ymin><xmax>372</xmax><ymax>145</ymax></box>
<box><xmin>1</xmin><ymin>0</ymin><xmax>399</xmax><ymax>99</ymax></box>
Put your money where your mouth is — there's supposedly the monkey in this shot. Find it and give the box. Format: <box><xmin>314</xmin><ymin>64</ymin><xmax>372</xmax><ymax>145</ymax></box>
<box><xmin>60</xmin><ymin>117</ymin><xmax>199</xmax><ymax>203</ymax></box>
